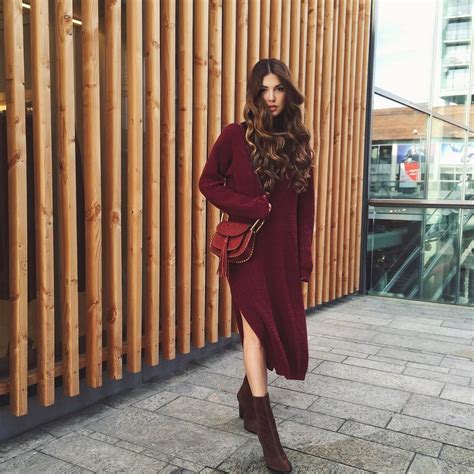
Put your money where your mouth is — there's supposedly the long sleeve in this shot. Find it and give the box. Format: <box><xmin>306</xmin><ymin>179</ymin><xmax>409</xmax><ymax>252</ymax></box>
<box><xmin>297</xmin><ymin>169</ymin><xmax>315</xmax><ymax>282</ymax></box>
<box><xmin>198</xmin><ymin>125</ymin><xmax>270</xmax><ymax>220</ymax></box>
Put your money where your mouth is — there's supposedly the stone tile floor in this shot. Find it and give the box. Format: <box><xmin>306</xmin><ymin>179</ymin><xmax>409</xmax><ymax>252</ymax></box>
<box><xmin>0</xmin><ymin>295</ymin><xmax>473</xmax><ymax>473</ymax></box>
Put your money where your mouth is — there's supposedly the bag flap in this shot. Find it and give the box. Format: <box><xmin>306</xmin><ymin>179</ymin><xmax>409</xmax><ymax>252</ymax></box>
<box><xmin>216</xmin><ymin>221</ymin><xmax>251</xmax><ymax>237</ymax></box>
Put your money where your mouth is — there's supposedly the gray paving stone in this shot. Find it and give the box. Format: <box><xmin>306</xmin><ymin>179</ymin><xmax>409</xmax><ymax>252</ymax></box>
<box><xmin>442</xmin><ymin>320</ymin><xmax>473</xmax><ymax>331</ymax></box>
<box><xmin>371</xmin><ymin>332</ymin><xmax>473</xmax><ymax>358</ymax></box>
<box><xmin>368</xmin><ymin>355</ymin><xmax>407</xmax><ymax>366</ymax></box>
<box><xmin>278</xmin><ymin>419</ymin><xmax>414</xmax><ymax>472</ymax></box>
<box><xmin>266</xmin><ymin>385</ymin><xmax>316</xmax><ymax>410</ymax></box>
<box><xmin>376</xmin><ymin>347</ymin><xmax>443</xmax><ymax>365</ymax></box>
<box><xmin>195</xmin><ymin>352</ymin><xmax>246</xmax><ymax>379</ymax></box>
<box><xmin>91</xmin><ymin>406</ymin><xmax>247</xmax><ymax>467</ymax></box>
<box><xmin>115</xmin><ymin>439</ymin><xmax>146</xmax><ymax>453</ymax></box>
<box><xmin>307</xmin><ymin>348</ymin><xmax>347</xmax><ymax>362</ymax></box>
<box><xmin>388</xmin><ymin>414</ymin><xmax>474</xmax><ymax>450</ymax></box>
<box><xmin>85</xmin><ymin>430</ymin><xmax>119</xmax><ymax>445</ymax></box>
<box><xmin>101</xmin><ymin>384</ymin><xmax>164</xmax><ymax>409</ymax></box>
<box><xmin>176</xmin><ymin>368</ymin><xmax>243</xmax><ymax>394</ymax></box>
<box><xmin>339</xmin><ymin>420</ymin><xmax>442</xmax><ymax>457</ymax></box>
<box><xmin>314</xmin><ymin>360</ymin><xmax>444</xmax><ymax>396</ymax></box>
<box><xmin>316</xmin><ymin>311</ymin><xmax>393</xmax><ymax>326</ymax></box>
<box><xmin>308</xmin><ymin>397</ymin><xmax>393</xmax><ymax>428</ymax></box>
<box><xmin>402</xmin><ymin>393</ymin><xmax>474</xmax><ymax>430</ymax></box>
<box><xmin>272</xmin><ymin>373</ymin><xmax>411</xmax><ymax>411</ymax></box>
<box><xmin>156</xmin><ymin>395</ymin><xmax>239</xmax><ymax>430</ymax></box>
<box><xmin>204</xmin><ymin>389</ymin><xmax>237</xmax><ymax>408</ymax></box>
<box><xmin>439</xmin><ymin>445</ymin><xmax>474</xmax><ymax>468</ymax></box>
<box><xmin>0</xmin><ymin>450</ymin><xmax>88</xmax><ymax>473</ymax></box>
<box><xmin>307</xmin><ymin>322</ymin><xmax>379</xmax><ymax>341</ymax></box>
<box><xmin>312</xmin><ymin>315</ymin><xmax>373</xmax><ymax>329</ymax></box>
<box><xmin>158</xmin><ymin>381</ymin><xmax>219</xmax><ymax>400</ymax></box>
<box><xmin>407</xmin><ymin>453</ymin><xmax>474</xmax><ymax>473</ymax></box>
<box><xmin>308</xmin><ymin>336</ymin><xmax>382</xmax><ymax>355</ymax></box>
<box><xmin>217</xmin><ymin>438</ymin><xmax>366</xmax><ymax>473</ymax></box>
<box><xmin>343</xmin><ymin>356</ymin><xmax>405</xmax><ymax>374</ymax></box>
<box><xmin>330</xmin><ymin>349</ymin><xmax>370</xmax><ymax>359</ymax></box>
<box><xmin>389</xmin><ymin>320</ymin><xmax>473</xmax><ymax>340</ymax></box>
<box><xmin>406</xmin><ymin>361</ymin><xmax>450</xmax><ymax>373</ymax></box>
<box><xmin>403</xmin><ymin>366</ymin><xmax>470</xmax><ymax>386</ymax></box>
<box><xmin>40</xmin><ymin>403</ymin><xmax>118</xmax><ymax>438</ymax></box>
<box><xmin>132</xmin><ymin>390</ymin><xmax>180</xmax><ymax>411</ymax></box>
<box><xmin>441</xmin><ymin>356</ymin><xmax>474</xmax><ymax>373</ymax></box>
<box><xmin>271</xmin><ymin>403</ymin><xmax>344</xmax><ymax>431</ymax></box>
<box><xmin>39</xmin><ymin>433</ymin><xmax>168</xmax><ymax>472</ymax></box>
<box><xmin>440</xmin><ymin>383</ymin><xmax>474</xmax><ymax>405</ymax></box>
<box><xmin>0</xmin><ymin>428</ymin><xmax>56</xmax><ymax>461</ymax></box>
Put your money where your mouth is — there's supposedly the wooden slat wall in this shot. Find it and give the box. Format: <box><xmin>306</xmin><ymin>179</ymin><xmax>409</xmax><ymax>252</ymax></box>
<box><xmin>0</xmin><ymin>0</ymin><xmax>372</xmax><ymax>415</ymax></box>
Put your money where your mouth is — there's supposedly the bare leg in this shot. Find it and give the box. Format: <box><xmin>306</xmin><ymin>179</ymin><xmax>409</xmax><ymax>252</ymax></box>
<box><xmin>241</xmin><ymin>314</ymin><xmax>268</xmax><ymax>397</ymax></box>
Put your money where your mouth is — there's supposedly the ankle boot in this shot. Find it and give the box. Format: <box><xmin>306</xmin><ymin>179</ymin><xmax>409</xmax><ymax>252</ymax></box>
<box><xmin>253</xmin><ymin>393</ymin><xmax>292</xmax><ymax>473</ymax></box>
<box><xmin>237</xmin><ymin>375</ymin><xmax>257</xmax><ymax>433</ymax></box>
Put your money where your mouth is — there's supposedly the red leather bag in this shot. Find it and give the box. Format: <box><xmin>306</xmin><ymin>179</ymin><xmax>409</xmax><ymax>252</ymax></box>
<box><xmin>209</xmin><ymin>215</ymin><xmax>265</xmax><ymax>278</ymax></box>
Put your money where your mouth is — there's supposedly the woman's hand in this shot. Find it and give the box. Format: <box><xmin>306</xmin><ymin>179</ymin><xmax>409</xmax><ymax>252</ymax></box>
<box><xmin>264</xmin><ymin>192</ymin><xmax>271</xmax><ymax>213</ymax></box>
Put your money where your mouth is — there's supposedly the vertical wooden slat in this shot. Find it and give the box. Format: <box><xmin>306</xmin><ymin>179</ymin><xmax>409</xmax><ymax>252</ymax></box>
<box><xmin>221</xmin><ymin>0</ymin><xmax>236</xmax><ymax>337</ymax></box>
<box><xmin>280</xmin><ymin>0</ymin><xmax>291</xmax><ymax>66</ymax></box>
<box><xmin>176</xmin><ymin>0</ymin><xmax>192</xmax><ymax>354</ymax></box>
<box><xmin>323</xmin><ymin>0</ymin><xmax>339</xmax><ymax>302</ymax></box>
<box><xmin>349</xmin><ymin>0</ymin><xmax>367</xmax><ymax>293</ymax></box>
<box><xmin>344</xmin><ymin>0</ymin><xmax>361</xmax><ymax>296</ymax></box>
<box><xmin>329</xmin><ymin>0</ymin><xmax>346</xmax><ymax>301</ymax></box>
<box><xmin>247</xmin><ymin>0</ymin><xmax>260</xmax><ymax>71</ymax></box>
<box><xmin>206</xmin><ymin>0</ymin><xmax>222</xmax><ymax>343</ymax></box>
<box><xmin>337</xmin><ymin>0</ymin><xmax>352</xmax><ymax>298</ymax></box>
<box><xmin>308</xmin><ymin>0</ymin><xmax>325</xmax><ymax>308</ymax></box>
<box><xmin>302</xmin><ymin>0</ymin><xmax>317</xmax><ymax>308</ymax></box>
<box><xmin>236</xmin><ymin>0</ymin><xmax>248</xmax><ymax>121</ymax></box>
<box><xmin>316</xmin><ymin>0</ymin><xmax>334</xmax><ymax>305</ymax></box>
<box><xmin>30</xmin><ymin>0</ymin><xmax>55</xmax><ymax>406</ymax></box>
<box><xmin>177</xmin><ymin>0</ymin><xmax>193</xmax><ymax>353</ymax></box>
<box><xmin>298</xmin><ymin>0</ymin><xmax>308</xmax><ymax>93</ymax></box>
<box><xmin>161</xmin><ymin>0</ymin><xmax>176</xmax><ymax>359</ymax></box>
<box><xmin>259</xmin><ymin>0</ymin><xmax>270</xmax><ymax>58</ymax></box>
<box><xmin>289</xmin><ymin>0</ymin><xmax>301</xmax><ymax>80</ymax></box>
<box><xmin>104</xmin><ymin>0</ymin><xmax>123</xmax><ymax>377</ymax></box>
<box><xmin>4</xmin><ymin>0</ymin><xmax>28</xmax><ymax>416</ymax></box>
<box><xmin>354</xmin><ymin>0</ymin><xmax>371</xmax><ymax>292</ymax></box>
<box><xmin>82</xmin><ymin>0</ymin><xmax>102</xmax><ymax>388</ymax></box>
<box><xmin>144</xmin><ymin>0</ymin><xmax>160</xmax><ymax>366</ymax></box>
<box><xmin>269</xmin><ymin>0</ymin><xmax>281</xmax><ymax>58</ymax></box>
<box><xmin>56</xmin><ymin>0</ymin><xmax>80</xmax><ymax>397</ymax></box>
<box><xmin>127</xmin><ymin>0</ymin><xmax>143</xmax><ymax>371</ymax></box>
<box><xmin>192</xmin><ymin>0</ymin><xmax>208</xmax><ymax>348</ymax></box>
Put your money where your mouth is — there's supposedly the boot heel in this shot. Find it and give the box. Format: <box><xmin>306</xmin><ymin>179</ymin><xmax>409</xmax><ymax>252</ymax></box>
<box><xmin>238</xmin><ymin>403</ymin><xmax>244</xmax><ymax>419</ymax></box>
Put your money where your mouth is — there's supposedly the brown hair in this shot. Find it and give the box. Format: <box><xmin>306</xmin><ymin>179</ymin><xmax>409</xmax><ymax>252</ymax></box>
<box><xmin>243</xmin><ymin>58</ymin><xmax>314</xmax><ymax>194</ymax></box>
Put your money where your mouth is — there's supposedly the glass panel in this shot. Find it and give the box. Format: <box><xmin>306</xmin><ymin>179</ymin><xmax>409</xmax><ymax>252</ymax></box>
<box><xmin>366</xmin><ymin>207</ymin><xmax>422</xmax><ymax>299</ymax></box>
<box><xmin>370</xmin><ymin>95</ymin><xmax>428</xmax><ymax>199</ymax></box>
<box><xmin>467</xmin><ymin>133</ymin><xmax>474</xmax><ymax>199</ymax></box>
<box><xmin>459</xmin><ymin>208</ymin><xmax>474</xmax><ymax>305</ymax></box>
<box><xmin>421</xmin><ymin>208</ymin><xmax>460</xmax><ymax>303</ymax></box>
<box><xmin>374</xmin><ymin>0</ymin><xmax>437</xmax><ymax>108</ymax></box>
<box><xmin>432</xmin><ymin>0</ymin><xmax>472</xmax><ymax>124</ymax></box>
<box><xmin>367</xmin><ymin>206</ymin><xmax>470</xmax><ymax>305</ymax></box>
<box><xmin>427</xmin><ymin>119</ymin><xmax>466</xmax><ymax>200</ymax></box>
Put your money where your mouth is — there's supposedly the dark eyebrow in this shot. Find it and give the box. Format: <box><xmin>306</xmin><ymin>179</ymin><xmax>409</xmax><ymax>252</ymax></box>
<box><xmin>260</xmin><ymin>83</ymin><xmax>283</xmax><ymax>88</ymax></box>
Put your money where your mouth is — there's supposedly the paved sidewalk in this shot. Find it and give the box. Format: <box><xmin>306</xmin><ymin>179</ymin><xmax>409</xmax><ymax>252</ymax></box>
<box><xmin>0</xmin><ymin>295</ymin><xmax>473</xmax><ymax>473</ymax></box>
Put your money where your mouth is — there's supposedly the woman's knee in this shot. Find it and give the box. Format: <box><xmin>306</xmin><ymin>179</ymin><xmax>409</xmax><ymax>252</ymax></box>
<box><xmin>241</xmin><ymin>313</ymin><xmax>264</xmax><ymax>350</ymax></box>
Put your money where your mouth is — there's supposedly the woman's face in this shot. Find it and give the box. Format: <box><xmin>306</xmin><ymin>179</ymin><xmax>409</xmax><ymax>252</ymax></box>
<box><xmin>260</xmin><ymin>73</ymin><xmax>286</xmax><ymax>117</ymax></box>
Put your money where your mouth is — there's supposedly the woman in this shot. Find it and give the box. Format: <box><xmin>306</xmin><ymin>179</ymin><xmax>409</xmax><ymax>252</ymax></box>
<box><xmin>199</xmin><ymin>58</ymin><xmax>315</xmax><ymax>472</ymax></box>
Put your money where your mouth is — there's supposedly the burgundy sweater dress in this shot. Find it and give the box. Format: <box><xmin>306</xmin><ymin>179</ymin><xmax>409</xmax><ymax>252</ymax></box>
<box><xmin>198</xmin><ymin>122</ymin><xmax>315</xmax><ymax>380</ymax></box>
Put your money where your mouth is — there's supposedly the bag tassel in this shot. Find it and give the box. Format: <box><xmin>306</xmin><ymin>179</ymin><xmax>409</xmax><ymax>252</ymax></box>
<box><xmin>218</xmin><ymin>236</ymin><xmax>229</xmax><ymax>278</ymax></box>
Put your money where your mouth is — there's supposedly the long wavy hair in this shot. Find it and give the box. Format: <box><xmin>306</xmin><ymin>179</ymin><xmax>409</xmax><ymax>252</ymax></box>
<box><xmin>243</xmin><ymin>58</ymin><xmax>314</xmax><ymax>194</ymax></box>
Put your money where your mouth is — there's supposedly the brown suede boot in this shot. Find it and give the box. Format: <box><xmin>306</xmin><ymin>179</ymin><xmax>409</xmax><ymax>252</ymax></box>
<box><xmin>253</xmin><ymin>393</ymin><xmax>292</xmax><ymax>472</ymax></box>
<box><xmin>237</xmin><ymin>375</ymin><xmax>257</xmax><ymax>433</ymax></box>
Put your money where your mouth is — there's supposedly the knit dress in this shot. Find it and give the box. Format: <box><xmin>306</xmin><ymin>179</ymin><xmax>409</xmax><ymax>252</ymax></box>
<box><xmin>198</xmin><ymin>122</ymin><xmax>315</xmax><ymax>380</ymax></box>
